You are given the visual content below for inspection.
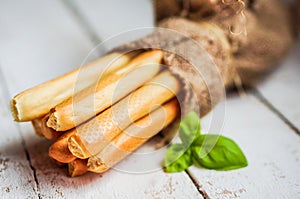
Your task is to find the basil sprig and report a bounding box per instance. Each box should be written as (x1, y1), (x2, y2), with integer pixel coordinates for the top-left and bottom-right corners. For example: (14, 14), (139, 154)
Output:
(164, 112), (248, 172)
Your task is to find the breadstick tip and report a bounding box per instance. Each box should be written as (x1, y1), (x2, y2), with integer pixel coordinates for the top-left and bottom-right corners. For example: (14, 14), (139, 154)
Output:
(68, 134), (91, 159)
(10, 98), (20, 121)
(87, 156), (108, 173)
(68, 159), (88, 177)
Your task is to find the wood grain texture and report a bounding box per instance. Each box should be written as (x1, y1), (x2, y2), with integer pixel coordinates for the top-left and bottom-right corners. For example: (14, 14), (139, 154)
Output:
(0, 69), (37, 198)
(22, 126), (202, 198)
(255, 41), (300, 131)
(187, 94), (300, 199)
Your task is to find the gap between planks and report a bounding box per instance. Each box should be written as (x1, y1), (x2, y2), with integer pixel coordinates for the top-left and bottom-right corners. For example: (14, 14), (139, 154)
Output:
(0, 65), (41, 198)
(182, 87), (300, 199)
(61, 0), (105, 56)
(185, 170), (211, 199)
(250, 87), (300, 136)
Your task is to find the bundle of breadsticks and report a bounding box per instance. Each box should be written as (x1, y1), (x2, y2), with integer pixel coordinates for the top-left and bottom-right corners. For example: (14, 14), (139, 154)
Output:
(11, 0), (298, 177)
(12, 50), (183, 176)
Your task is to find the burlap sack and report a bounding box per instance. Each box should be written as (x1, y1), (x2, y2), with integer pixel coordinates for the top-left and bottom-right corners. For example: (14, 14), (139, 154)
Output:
(113, 0), (294, 120)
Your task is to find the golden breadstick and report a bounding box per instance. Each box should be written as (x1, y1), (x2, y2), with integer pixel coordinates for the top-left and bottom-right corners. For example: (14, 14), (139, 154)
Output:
(49, 131), (77, 163)
(68, 71), (181, 159)
(41, 115), (62, 140)
(31, 118), (44, 137)
(47, 50), (163, 131)
(32, 115), (62, 140)
(11, 52), (137, 122)
(88, 99), (179, 173)
(68, 159), (88, 177)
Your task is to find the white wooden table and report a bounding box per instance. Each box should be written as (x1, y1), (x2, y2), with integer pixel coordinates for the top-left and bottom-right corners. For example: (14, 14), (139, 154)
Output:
(0, 1), (299, 198)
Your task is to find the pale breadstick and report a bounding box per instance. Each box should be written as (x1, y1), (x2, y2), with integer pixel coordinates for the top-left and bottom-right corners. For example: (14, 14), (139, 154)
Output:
(11, 52), (137, 122)
(88, 99), (179, 173)
(48, 131), (76, 163)
(68, 159), (88, 177)
(47, 50), (163, 131)
(68, 71), (181, 159)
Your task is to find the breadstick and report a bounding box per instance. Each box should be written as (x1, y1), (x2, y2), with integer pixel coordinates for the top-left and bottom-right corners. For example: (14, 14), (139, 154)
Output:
(47, 50), (163, 131)
(88, 99), (179, 173)
(11, 52), (137, 122)
(41, 115), (62, 140)
(68, 71), (181, 159)
(49, 131), (76, 163)
(31, 118), (44, 137)
(68, 159), (88, 177)
(32, 115), (62, 140)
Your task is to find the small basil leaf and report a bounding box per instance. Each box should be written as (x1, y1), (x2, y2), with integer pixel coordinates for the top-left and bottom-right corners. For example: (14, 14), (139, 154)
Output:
(192, 135), (248, 171)
(164, 144), (192, 173)
(179, 111), (201, 147)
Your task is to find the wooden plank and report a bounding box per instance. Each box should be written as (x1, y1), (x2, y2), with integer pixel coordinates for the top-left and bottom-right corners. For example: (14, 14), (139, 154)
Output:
(0, 0), (95, 96)
(70, 0), (154, 49)
(255, 41), (300, 131)
(187, 93), (300, 198)
(20, 123), (202, 198)
(0, 67), (37, 198)
(0, 0), (202, 198)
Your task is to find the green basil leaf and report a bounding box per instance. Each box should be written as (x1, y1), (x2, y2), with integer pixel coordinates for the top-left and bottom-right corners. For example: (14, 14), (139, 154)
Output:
(192, 135), (248, 171)
(164, 144), (192, 173)
(179, 111), (201, 147)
